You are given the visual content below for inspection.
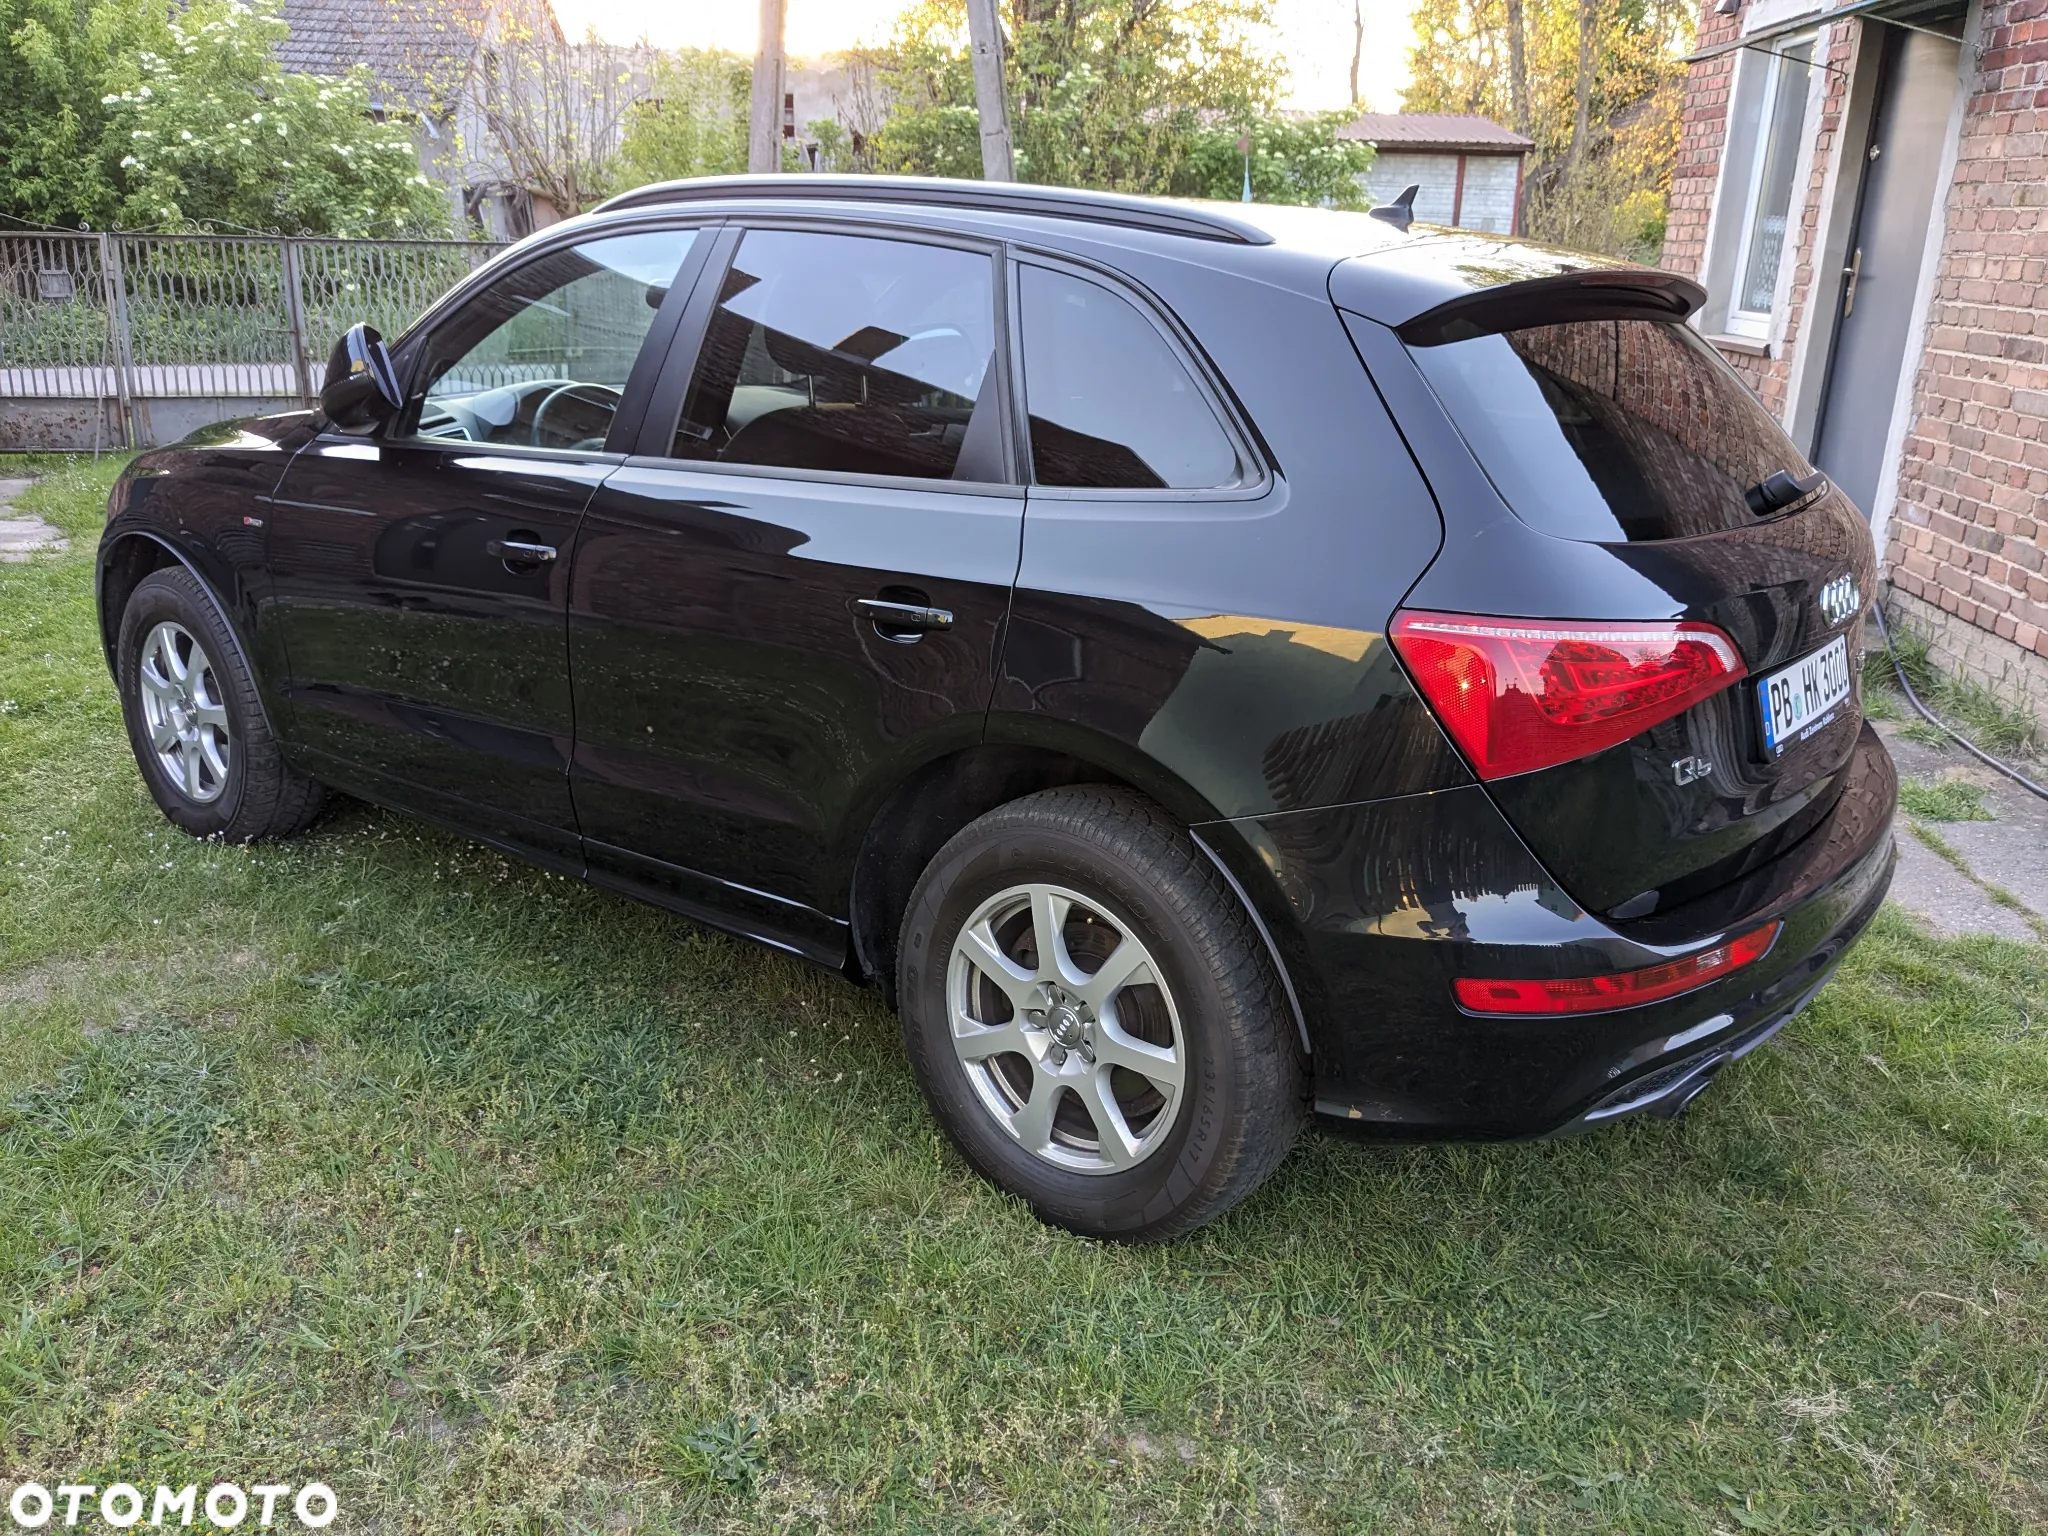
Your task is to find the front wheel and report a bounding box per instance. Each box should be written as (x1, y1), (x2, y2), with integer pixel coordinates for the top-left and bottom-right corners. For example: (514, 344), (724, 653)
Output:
(116, 565), (324, 843)
(897, 786), (1304, 1241)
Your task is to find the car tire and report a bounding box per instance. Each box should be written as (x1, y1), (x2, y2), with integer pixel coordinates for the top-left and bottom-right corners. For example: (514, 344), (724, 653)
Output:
(116, 565), (324, 843)
(898, 785), (1304, 1241)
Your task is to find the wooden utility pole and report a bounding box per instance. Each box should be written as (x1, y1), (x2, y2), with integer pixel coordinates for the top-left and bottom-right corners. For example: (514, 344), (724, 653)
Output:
(748, 0), (786, 174)
(965, 0), (1016, 181)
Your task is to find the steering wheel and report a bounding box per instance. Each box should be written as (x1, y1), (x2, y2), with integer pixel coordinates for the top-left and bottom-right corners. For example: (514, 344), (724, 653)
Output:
(531, 382), (623, 451)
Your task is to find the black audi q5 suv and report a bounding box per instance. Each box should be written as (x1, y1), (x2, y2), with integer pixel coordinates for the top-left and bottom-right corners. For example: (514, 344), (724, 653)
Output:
(98, 175), (1896, 1239)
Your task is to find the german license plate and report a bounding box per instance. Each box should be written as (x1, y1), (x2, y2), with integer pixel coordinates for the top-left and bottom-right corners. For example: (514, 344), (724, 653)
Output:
(1757, 634), (1851, 754)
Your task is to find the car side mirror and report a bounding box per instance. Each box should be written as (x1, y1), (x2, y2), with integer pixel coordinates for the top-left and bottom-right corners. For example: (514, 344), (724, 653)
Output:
(319, 323), (403, 428)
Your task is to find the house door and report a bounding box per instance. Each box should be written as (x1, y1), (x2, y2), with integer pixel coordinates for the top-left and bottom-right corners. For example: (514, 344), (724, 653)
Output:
(1812, 24), (1962, 518)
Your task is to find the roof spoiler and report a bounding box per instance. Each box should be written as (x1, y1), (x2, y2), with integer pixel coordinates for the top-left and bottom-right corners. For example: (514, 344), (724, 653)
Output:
(1396, 268), (1707, 347)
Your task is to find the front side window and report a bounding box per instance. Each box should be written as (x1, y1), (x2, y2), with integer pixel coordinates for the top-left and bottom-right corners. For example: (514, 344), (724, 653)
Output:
(670, 229), (998, 481)
(1408, 317), (1816, 542)
(1728, 38), (1815, 336)
(414, 228), (697, 450)
(1018, 264), (1243, 490)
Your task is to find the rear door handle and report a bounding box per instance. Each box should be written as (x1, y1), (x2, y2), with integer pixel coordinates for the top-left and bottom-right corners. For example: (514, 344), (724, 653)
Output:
(855, 597), (953, 634)
(485, 538), (558, 564)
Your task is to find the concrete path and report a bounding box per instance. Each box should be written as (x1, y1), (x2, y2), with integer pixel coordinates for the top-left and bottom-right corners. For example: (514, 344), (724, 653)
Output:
(0, 476), (67, 563)
(1878, 717), (2048, 942)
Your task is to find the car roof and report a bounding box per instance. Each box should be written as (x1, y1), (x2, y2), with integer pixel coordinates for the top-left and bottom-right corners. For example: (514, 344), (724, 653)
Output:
(500, 175), (1688, 332)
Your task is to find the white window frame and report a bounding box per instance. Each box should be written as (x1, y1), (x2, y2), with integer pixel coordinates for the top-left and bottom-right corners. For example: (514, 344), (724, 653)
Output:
(1723, 33), (1819, 341)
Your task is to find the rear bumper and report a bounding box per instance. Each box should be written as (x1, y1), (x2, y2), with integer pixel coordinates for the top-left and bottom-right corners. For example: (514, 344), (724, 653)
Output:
(1544, 966), (1836, 1135)
(1215, 721), (1896, 1137)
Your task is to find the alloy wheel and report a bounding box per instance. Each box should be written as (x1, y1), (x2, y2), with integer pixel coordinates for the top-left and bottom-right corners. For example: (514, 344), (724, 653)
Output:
(947, 882), (1186, 1175)
(137, 620), (231, 804)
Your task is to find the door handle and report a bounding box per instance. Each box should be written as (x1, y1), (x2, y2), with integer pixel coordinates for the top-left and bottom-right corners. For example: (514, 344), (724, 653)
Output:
(855, 596), (953, 638)
(485, 538), (557, 564)
(1842, 247), (1863, 317)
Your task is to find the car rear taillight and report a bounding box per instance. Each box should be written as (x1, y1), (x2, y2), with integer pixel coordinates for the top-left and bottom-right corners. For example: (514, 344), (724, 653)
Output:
(1389, 611), (1747, 780)
(1453, 921), (1781, 1016)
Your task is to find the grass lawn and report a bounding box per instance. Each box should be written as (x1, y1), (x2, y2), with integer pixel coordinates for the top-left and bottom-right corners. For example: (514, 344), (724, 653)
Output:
(3, 452), (2046, 1534)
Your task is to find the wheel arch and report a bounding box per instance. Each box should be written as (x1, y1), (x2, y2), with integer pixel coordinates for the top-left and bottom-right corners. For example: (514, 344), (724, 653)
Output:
(98, 530), (181, 667)
(841, 727), (1317, 1058)
(97, 531), (281, 740)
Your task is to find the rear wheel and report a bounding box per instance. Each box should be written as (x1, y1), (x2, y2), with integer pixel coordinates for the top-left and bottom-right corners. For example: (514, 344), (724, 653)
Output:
(897, 786), (1304, 1240)
(116, 566), (323, 843)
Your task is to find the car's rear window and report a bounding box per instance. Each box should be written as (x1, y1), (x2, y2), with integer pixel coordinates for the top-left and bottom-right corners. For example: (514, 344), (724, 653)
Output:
(1406, 317), (1812, 542)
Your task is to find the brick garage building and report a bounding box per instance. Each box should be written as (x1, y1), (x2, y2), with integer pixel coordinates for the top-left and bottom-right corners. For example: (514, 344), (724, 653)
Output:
(1665, 0), (2048, 720)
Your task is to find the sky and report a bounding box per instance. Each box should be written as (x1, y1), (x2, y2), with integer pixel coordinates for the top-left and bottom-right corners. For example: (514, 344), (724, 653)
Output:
(547, 0), (1422, 115)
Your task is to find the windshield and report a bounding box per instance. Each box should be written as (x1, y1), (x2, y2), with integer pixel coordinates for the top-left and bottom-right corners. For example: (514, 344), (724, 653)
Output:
(1407, 317), (1814, 542)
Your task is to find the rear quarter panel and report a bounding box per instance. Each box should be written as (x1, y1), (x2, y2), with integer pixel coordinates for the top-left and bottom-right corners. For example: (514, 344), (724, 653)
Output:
(988, 237), (1468, 823)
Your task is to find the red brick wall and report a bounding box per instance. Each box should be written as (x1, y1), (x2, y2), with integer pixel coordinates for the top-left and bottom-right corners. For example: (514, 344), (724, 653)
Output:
(1664, 7), (1742, 283)
(1885, 0), (2048, 669)
(1663, 10), (1857, 418)
(1667, 0), (2048, 714)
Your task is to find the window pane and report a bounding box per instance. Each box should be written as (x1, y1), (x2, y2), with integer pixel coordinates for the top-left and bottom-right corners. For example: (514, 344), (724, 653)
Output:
(1408, 318), (1814, 542)
(418, 229), (695, 449)
(1737, 43), (1813, 315)
(1019, 265), (1241, 489)
(670, 230), (996, 480)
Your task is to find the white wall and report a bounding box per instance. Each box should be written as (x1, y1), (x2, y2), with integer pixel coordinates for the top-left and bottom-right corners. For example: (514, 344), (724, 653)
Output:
(1366, 152), (1461, 223)
(1362, 151), (1521, 233)
(1458, 155), (1519, 234)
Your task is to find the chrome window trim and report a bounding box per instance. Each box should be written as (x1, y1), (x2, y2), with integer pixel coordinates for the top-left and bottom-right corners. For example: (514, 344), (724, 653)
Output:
(615, 453), (1024, 500)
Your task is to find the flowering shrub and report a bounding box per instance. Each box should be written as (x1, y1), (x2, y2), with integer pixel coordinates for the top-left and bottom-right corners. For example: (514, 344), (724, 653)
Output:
(101, 0), (447, 236)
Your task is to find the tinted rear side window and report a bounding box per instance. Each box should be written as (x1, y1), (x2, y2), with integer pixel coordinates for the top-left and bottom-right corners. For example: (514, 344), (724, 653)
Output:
(671, 229), (997, 480)
(1018, 264), (1242, 490)
(1406, 318), (1811, 541)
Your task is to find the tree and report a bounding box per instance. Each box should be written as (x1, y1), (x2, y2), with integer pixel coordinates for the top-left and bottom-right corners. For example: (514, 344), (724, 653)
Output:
(0, 0), (161, 227)
(805, 116), (850, 172)
(861, 0), (1373, 206)
(430, 14), (656, 224)
(1402, 0), (1692, 258)
(2, 0), (450, 234)
(1505, 0), (1529, 133)
(602, 50), (752, 192)
(102, 0), (448, 235)
(1350, 0), (1364, 107)
(870, 0), (1286, 196)
(1177, 114), (1373, 208)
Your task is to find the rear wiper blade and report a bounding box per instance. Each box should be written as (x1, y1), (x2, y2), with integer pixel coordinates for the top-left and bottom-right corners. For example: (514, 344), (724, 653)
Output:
(1744, 469), (1828, 517)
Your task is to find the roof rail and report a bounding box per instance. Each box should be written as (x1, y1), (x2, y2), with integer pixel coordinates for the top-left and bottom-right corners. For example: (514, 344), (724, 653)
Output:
(589, 174), (1276, 246)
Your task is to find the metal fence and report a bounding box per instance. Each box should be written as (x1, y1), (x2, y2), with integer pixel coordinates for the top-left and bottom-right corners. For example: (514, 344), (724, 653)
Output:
(1, 231), (507, 448)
